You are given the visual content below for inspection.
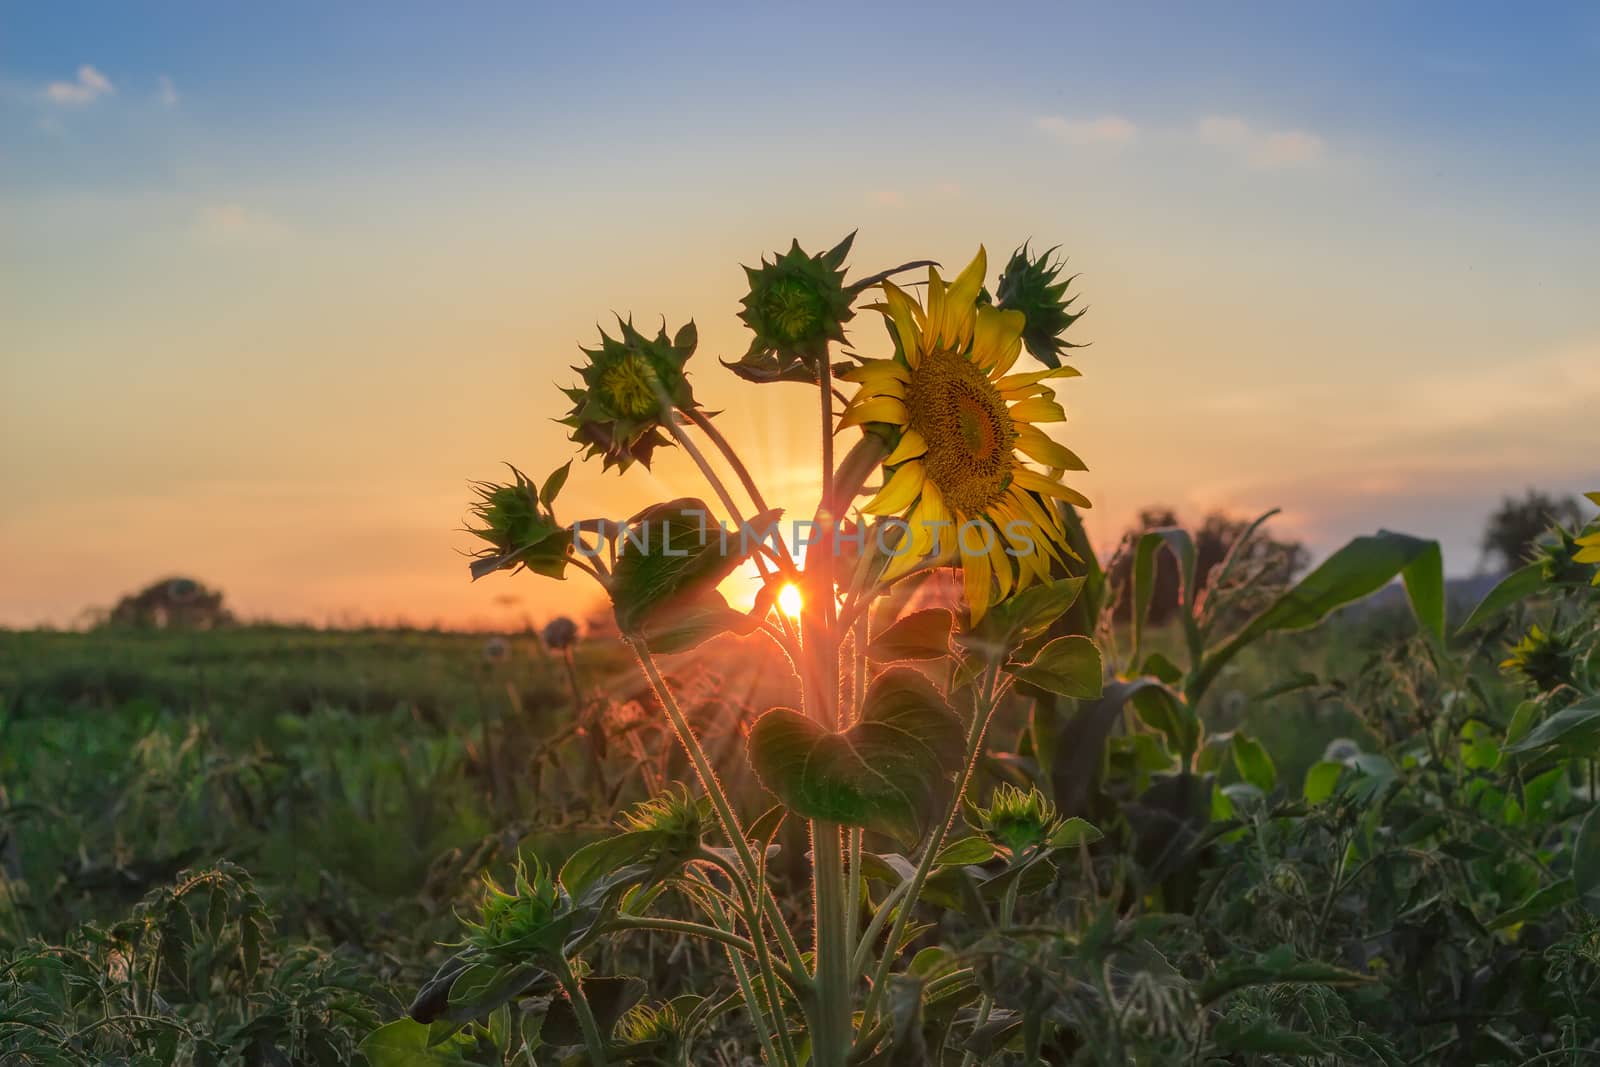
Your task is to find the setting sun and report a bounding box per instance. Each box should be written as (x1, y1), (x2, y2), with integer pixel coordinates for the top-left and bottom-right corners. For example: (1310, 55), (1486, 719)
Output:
(777, 582), (804, 619)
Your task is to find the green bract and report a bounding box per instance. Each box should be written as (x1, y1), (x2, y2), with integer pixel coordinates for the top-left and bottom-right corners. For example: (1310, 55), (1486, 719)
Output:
(965, 783), (1061, 857)
(463, 859), (572, 963)
(995, 243), (1086, 369)
(465, 463), (572, 580)
(730, 232), (856, 383)
(562, 318), (699, 472)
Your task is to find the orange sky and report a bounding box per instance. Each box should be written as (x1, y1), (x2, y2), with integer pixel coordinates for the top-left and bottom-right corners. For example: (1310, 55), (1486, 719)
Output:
(4, 7), (1598, 629)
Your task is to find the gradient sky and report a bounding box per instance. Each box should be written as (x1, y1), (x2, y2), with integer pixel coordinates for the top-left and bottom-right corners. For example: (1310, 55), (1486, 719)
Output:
(3, 3), (1598, 629)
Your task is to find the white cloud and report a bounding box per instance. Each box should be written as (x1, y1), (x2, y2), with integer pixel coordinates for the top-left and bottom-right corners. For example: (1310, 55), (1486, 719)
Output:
(46, 65), (115, 105)
(192, 204), (292, 247)
(870, 189), (906, 208)
(1195, 114), (1325, 168)
(1035, 114), (1139, 147)
(158, 75), (179, 108)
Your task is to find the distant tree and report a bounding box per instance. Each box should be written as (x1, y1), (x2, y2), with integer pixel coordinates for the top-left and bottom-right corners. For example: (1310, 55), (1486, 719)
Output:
(1480, 490), (1584, 573)
(106, 577), (233, 630)
(1110, 508), (1307, 625)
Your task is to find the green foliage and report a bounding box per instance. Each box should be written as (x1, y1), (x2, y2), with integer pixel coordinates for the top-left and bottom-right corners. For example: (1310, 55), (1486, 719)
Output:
(748, 669), (965, 843)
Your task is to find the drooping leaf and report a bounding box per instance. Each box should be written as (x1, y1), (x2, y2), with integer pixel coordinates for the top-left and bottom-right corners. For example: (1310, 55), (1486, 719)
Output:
(1458, 561), (1544, 633)
(1133, 527), (1197, 660)
(1502, 699), (1600, 761)
(610, 499), (779, 634)
(1235, 530), (1443, 643)
(868, 608), (955, 663)
(638, 590), (762, 654)
(747, 668), (965, 844)
(559, 830), (660, 902)
(1007, 635), (1103, 699)
(1131, 684), (1198, 763)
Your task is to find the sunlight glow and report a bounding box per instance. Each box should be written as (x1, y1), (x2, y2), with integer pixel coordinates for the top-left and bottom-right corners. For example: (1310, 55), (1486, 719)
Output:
(778, 583), (804, 619)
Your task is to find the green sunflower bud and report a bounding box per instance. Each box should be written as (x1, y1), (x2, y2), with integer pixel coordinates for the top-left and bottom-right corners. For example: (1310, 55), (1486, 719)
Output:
(466, 463), (573, 580)
(464, 858), (573, 963)
(965, 783), (1061, 858)
(730, 232), (857, 383)
(995, 243), (1086, 369)
(619, 785), (709, 859)
(562, 317), (699, 472)
(1501, 623), (1577, 692)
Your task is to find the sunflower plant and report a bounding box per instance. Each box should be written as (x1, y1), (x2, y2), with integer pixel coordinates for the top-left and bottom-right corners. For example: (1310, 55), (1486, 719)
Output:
(364, 235), (1111, 1065)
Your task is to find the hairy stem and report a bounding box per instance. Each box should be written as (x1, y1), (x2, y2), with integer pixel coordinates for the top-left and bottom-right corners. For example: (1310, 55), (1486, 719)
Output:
(553, 955), (609, 1067)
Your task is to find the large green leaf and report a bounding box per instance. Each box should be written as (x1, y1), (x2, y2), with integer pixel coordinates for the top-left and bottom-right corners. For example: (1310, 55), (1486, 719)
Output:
(1573, 804), (1600, 916)
(1502, 699), (1600, 761)
(610, 498), (779, 634)
(961, 576), (1084, 660)
(1006, 635), (1103, 699)
(1193, 530), (1442, 700)
(1230, 733), (1277, 793)
(1240, 530), (1442, 641)
(868, 608), (955, 663)
(360, 1020), (478, 1065)
(1458, 561), (1544, 633)
(1132, 527), (1196, 660)
(638, 591), (761, 654)
(747, 668), (965, 843)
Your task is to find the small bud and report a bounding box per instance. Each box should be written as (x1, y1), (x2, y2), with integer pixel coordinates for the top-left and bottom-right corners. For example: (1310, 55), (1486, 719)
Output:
(562, 318), (699, 473)
(542, 615), (580, 650)
(466, 465), (572, 581)
(730, 233), (857, 383)
(994, 243), (1087, 369)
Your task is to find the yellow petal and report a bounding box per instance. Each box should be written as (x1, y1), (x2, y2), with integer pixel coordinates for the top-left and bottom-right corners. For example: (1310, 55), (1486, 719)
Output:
(985, 524), (1014, 601)
(862, 460), (925, 515)
(855, 376), (907, 401)
(880, 482), (945, 582)
(840, 359), (910, 384)
(880, 281), (926, 367)
(1015, 425), (1088, 471)
(1013, 469), (1092, 508)
(936, 247), (987, 349)
(995, 366), (1081, 392)
(972, 305), (1026, 370)
(1008, 397), (1067, 424)
(962, 533), (993, 623)
(838, 395), (908, 429)
(1585, 491), (1600, 506)
(884, 429), (928, 466)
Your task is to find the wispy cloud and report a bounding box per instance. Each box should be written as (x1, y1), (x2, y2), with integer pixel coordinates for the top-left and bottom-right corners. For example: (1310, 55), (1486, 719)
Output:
(870, 189), (906, 208)
(192, 204), (292, 247)
(1035, 114), (1139, 148)
(1195, 115), (1325, 168)
(157, 75), (180, 108)
(46, 65), (115, 105)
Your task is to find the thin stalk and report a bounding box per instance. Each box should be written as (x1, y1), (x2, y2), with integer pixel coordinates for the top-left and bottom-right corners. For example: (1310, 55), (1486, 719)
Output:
(809, 357), (853, 1067)
(960, 872), (1023, 1067)
(857, 666), (1002, 1035)
(552, 955), (609, 1067)
(694, 847), (809, 1005)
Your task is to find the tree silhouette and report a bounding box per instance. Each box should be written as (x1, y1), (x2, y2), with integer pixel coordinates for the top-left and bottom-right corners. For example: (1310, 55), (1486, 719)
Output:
(1480, 490), (1584, 573)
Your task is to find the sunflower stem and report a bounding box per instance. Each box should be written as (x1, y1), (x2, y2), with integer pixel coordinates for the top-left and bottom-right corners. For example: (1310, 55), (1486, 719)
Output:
(808, 356), (854, 1067)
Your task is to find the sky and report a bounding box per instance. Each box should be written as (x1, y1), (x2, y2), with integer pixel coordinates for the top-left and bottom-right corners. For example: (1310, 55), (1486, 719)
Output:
(3, 2), (1598, 629)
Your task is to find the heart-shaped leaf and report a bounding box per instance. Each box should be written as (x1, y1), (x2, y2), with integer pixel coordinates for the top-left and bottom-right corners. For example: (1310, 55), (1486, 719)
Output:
(610, 498), (780, 634)
(1007, 635), (1102, 699)
(869, 608), (955, 663)
(747, 668), (965, 844)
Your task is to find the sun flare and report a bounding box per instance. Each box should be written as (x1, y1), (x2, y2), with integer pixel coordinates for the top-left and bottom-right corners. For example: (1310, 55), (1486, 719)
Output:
(777, 582), (804, 618)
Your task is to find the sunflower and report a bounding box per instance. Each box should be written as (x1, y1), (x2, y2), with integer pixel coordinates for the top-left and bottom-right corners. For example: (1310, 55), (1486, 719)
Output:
(1578, 491), (1600, 586)
(839, 247), (1089, 621)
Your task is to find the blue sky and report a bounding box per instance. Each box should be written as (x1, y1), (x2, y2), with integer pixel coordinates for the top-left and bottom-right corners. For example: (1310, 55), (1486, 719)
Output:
(3, 3), (1597, 626)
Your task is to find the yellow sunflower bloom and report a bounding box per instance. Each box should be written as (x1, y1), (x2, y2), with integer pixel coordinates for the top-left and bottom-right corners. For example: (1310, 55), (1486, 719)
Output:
(1577, 491), (1600, 585)
(839, 247), (1089, 621)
